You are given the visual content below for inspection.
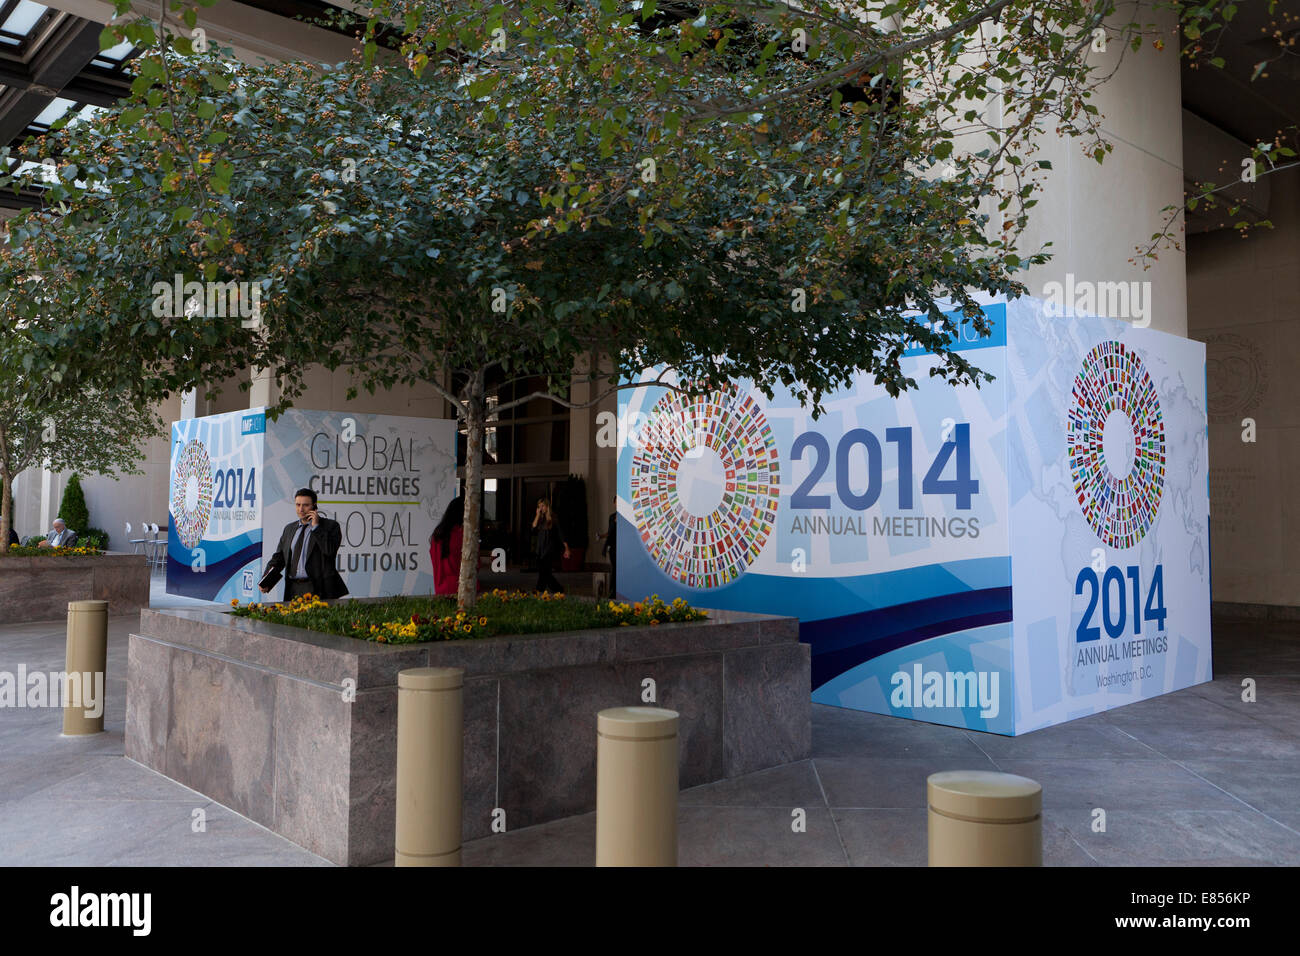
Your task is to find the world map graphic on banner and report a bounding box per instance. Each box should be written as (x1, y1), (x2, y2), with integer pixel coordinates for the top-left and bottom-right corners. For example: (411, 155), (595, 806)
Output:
(1066, 342), (1167, 550)
(629, 384), (780, 589)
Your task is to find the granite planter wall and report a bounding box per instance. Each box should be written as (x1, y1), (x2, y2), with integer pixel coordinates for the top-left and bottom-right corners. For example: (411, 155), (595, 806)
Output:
(0, 553), (150, 622)
(126, 605), (810, 866)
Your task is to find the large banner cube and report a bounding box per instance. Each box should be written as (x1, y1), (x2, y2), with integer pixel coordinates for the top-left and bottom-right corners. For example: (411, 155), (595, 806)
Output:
(167, 409), (456, 603)
(617, 297), (1210, 735)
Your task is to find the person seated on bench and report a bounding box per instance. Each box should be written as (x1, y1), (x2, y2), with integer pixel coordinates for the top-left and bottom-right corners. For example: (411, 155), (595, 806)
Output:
(39, 518), (78, 549)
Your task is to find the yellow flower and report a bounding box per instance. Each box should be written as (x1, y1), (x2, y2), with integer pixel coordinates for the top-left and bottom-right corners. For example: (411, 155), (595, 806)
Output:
(463, 624), (472, 632)
(479, 617), (487, 625)
(230, 599), (239, 607)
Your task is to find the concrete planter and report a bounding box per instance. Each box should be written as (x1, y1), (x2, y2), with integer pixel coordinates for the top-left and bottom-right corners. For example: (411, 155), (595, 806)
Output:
(0, 552), (149, 622)
(126, 604), (810, 866)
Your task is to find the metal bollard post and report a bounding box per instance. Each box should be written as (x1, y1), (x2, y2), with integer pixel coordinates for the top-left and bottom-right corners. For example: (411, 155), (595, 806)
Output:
(927, 770), (1042, 866)
(62, 600), (108, 736)
(395, 667), (464, 867)
(596, 706), (679, 867)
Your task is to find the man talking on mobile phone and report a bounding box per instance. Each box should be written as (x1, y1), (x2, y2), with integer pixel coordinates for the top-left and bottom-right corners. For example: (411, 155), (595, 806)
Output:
(260, 488), (349, 601)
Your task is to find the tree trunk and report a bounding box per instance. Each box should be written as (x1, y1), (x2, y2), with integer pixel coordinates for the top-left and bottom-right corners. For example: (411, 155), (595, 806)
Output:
(0, 425), (11, 555)
(457, 370), (486, 610)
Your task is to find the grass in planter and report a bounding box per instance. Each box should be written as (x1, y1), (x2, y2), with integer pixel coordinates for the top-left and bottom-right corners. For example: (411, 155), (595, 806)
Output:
(229, 589), (707, 644)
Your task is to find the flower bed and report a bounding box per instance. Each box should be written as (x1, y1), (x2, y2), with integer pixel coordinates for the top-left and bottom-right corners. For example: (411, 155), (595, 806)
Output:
(1, 545), (104, 558)
(228, 590), (707, 644)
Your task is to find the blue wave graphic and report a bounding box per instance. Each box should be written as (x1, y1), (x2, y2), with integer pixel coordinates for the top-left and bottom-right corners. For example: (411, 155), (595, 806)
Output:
(617, 514), (1007, 618)
(166, 515), (265, 600)
(617, 514), (1012, 686)
(166, 543), (265, 600)
(804, 587), (1012, 689)
(166, 517), (262, 566)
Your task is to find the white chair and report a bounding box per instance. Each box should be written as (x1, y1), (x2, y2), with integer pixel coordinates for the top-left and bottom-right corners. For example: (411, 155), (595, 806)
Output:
(126, 522), (150, 555)
(147, 523), (166, 573)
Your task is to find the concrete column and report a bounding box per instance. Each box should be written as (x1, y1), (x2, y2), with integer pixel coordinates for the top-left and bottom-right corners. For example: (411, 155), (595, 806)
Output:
(394, 667), (464, 867)
(249, 367), (279, 409)
(927, 770), (1042, 866)
(596, 706), (679, 866)
(62, 600), (108, 736)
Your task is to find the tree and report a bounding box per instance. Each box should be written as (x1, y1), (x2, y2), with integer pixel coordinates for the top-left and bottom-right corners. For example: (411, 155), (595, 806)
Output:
(57, 473), (91, 537)
(1, 35), (1023, 606)
(5, 0), (1256, 602)
(0, 332), (165, 553)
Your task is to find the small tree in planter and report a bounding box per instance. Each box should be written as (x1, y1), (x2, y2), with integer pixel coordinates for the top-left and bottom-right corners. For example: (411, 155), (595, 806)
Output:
(57, 473), (90, 537)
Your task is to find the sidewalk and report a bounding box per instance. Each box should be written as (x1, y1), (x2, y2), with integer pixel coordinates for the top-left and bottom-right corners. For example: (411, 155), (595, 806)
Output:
(2, 595), (1298, 866)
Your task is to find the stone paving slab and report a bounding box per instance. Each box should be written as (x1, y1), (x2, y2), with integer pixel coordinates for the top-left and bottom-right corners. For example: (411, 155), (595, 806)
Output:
(2, 607), (1298, 866)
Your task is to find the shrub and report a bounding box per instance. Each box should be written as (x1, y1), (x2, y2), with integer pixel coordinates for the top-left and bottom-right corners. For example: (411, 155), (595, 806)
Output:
(57, 473), (90, 535)
(81, 527), (111, 550)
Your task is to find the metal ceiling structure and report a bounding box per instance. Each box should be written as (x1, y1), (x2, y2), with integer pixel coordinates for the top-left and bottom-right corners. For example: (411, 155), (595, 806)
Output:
(0, 0), (134, 210)
(0, 0), (366, 213)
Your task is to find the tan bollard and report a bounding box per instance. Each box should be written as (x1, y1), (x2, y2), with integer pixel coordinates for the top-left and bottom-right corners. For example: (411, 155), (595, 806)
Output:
(395, 667), (464, 867)
(596, 706), (679, 867)
(927, 770), (1042, 866)
(62, 600), (108, 736)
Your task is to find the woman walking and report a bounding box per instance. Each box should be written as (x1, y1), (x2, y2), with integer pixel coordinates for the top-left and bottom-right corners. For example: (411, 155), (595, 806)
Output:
(532, 498), (569, 594)
(430, 496), (471, 597)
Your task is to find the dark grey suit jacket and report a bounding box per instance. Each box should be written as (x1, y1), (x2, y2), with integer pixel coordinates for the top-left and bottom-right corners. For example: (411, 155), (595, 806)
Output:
(264, 516), (348, 600)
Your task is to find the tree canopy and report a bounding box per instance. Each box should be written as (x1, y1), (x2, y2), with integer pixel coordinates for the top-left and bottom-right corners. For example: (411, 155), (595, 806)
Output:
(0, 38), (1025, 598)
(0, 0), (1269, 594)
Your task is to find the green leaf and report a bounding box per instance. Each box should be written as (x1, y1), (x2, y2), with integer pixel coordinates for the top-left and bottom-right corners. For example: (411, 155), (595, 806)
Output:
(466, 74), (501, 99)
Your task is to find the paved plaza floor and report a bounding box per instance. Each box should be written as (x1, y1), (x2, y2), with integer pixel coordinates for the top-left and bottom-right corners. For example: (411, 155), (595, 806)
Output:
(2, 579), (1298, 866)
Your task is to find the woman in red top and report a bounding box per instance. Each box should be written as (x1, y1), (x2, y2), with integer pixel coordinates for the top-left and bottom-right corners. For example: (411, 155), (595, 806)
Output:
(430, 496), (468, 596)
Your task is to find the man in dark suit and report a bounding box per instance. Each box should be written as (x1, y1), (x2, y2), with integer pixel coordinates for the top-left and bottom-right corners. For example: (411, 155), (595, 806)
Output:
(260, 488), (348, 601)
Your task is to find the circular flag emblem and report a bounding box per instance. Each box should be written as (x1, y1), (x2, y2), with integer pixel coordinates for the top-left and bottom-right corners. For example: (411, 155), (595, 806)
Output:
(630, 384), (780, 588)
(170, 439), (214, 550)
(1067, 342), (1166, 549)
